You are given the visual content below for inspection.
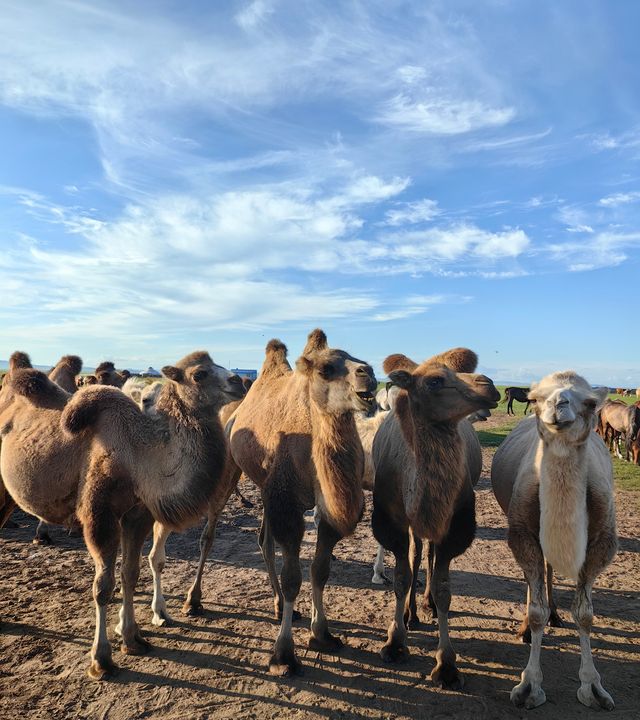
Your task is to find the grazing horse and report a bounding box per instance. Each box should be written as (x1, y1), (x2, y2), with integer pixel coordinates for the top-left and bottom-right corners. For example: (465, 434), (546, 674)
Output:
(503, 386), (531, 415)
(599, 400), (640, 461)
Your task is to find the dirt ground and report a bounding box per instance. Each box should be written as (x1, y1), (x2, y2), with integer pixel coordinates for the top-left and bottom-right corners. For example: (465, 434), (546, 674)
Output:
(1, 425), (639, 719)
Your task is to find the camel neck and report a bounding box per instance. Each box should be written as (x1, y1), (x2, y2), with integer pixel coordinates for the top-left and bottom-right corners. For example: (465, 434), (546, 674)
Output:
(402, 408), (466, 542)
(310, 406), (364, 537)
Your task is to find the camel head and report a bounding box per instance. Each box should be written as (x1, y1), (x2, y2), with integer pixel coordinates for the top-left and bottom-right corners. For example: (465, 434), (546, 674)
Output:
(383, 347), (500, 424)
(161, 351), (245, 411)
(295, 329), (377, 415)
(95, 361), (129, 388)
(529, 371), (608, 443)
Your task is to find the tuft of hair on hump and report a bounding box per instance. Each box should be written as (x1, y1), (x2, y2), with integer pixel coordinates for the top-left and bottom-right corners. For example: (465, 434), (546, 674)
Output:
(303, 328), (328, 355)
(9, 351), (32, 371)
(11, 369), (50, 398)
(59, 355), (83, 375)
(262, 338), (291, 376)
(175, 350), (212, 370)
(426, 347), (477, 373)
(95, 361), (115, 374)
(383, 353), (418, 375)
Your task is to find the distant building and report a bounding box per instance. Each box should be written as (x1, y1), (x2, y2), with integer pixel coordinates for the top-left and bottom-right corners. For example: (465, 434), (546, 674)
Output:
(231, 368), (257, 381)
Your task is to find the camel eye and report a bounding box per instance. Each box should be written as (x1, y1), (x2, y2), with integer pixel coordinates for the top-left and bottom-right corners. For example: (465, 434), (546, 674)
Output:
(427, 377), (443, 390)
(193, 369), (208, 383)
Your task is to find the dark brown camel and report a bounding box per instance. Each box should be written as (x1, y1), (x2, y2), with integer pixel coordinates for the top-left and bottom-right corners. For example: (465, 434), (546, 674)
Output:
(371, 348), (499, 689)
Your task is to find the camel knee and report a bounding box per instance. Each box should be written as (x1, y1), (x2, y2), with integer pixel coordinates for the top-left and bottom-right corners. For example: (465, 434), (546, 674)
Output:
(572, 592), (593, 633)
(94, 569), (116, 607)
(528, 601), (549, 633)
(431, 578), (451, 612)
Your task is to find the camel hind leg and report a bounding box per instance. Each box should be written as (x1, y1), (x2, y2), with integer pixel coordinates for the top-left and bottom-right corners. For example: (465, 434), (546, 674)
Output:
(116, 505), (154, 655)
(183, 517), (218, 615)
(309, 518), (343, 652)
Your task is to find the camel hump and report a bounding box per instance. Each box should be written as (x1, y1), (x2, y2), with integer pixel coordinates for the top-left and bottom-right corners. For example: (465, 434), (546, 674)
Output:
(94, 361), (116, 373)
(261, 338), (291, 377)
(57, 355), (83, 375)
(303, 328), (328, 355)
(383, 353), (418, 374)
(62, 385), (139, 435)
(9, 368), (70, 409)
(9, 351), (32, 371)
(426, 348), (478, 373)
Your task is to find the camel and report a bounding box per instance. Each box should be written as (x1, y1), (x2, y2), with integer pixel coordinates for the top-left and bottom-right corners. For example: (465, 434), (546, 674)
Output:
(0, 351), (244, 679)
(228, 329), (376, 676)
(371, 348), (499, 690)
(491, 372), (616, 710)
(95, 361), (130, 388)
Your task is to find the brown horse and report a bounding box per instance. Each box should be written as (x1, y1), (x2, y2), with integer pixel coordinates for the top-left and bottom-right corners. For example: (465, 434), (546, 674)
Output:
(598, 400), (640, 461)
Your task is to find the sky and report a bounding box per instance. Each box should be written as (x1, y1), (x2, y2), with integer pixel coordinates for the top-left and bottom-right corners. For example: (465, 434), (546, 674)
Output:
(0, 0), (639, 385)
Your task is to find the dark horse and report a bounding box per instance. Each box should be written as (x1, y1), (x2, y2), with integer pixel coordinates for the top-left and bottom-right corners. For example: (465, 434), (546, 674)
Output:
(503, 386), (531, 415)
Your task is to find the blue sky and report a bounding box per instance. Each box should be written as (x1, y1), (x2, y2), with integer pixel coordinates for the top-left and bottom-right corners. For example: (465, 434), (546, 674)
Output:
(1, 0), (639, 385)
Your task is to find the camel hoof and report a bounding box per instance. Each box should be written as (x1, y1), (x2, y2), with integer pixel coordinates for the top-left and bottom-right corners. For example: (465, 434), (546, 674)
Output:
(268, 652), (303, 677)
(405, 616), (423, 631)
(183, 601), (204, 616)
(308, 633), (344, 653)
(371, 573), (392, 586)
(121, 634), (152, 656)
(381, 642), (409, 664)
(32, 534), (53, 546)
(577, 683), (615, 711)
(548, 609), (564, 628)
(431, 662), (464, 691)
(511, 681), (546, 709)
(87, 658), (118, 681)
(151, 611), (173, 627)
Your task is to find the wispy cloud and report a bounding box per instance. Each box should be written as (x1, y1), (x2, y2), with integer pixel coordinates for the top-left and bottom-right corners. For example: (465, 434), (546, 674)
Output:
(383, 199), (440, 226)
(599, 191), (640, 207)
(546, 231), (640, 272)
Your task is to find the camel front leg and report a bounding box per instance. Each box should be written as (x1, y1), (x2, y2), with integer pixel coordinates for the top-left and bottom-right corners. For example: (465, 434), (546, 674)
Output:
(183, 518), (217, 615)
(269, 535), (303, 676)
(430, 547), (464, 690)
(380, 536), (411, 664)
(404, 529), (423, 629)
(116, 505), (154, 655)
(422, 540), (437, 618)
(573, 582), (614, 710)
(309, 519), (343, 652)
(148, 522), (173, 626)
(510, 569), (548, 709)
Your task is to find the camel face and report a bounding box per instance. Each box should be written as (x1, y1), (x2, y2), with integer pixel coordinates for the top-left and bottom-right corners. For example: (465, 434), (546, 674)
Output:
(388, 365), (500, 424)
(297, 348), (377, 415)
(162, 351), (245, 410)
(529, 372), (607, 442)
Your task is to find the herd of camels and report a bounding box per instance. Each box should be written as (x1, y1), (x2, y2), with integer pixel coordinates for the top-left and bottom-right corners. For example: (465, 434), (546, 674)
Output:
(0, 330), (623, 711)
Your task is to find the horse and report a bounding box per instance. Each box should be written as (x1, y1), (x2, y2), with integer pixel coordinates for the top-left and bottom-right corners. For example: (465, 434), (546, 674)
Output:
(503, 386), (531, 415)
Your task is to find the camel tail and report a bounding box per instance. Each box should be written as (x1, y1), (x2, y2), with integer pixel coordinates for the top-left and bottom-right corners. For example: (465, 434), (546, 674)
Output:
(9, 368), (70, 409)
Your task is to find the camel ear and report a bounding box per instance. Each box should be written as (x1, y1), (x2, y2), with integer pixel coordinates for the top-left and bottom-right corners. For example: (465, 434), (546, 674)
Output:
(589, 387), (609, 411)
(295, 355), (313, 375)
(303, 328), (328, 355)
(388, 370), (414, 390)
(162, 365), (184, 383)
(383, 354), (418, 375)
(428, 348), (477, 373)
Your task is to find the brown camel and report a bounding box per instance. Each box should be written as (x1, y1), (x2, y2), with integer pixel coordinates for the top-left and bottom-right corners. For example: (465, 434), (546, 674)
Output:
(371, 348), (499, 690)
(228, 329), (376, 676)
(491, 372), (616, 710)
(95, 361), (130, 388)
(0, 351), (244, 679)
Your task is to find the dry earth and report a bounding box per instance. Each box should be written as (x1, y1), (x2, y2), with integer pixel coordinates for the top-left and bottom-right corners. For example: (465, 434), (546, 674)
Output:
(1, 423), (639, 719)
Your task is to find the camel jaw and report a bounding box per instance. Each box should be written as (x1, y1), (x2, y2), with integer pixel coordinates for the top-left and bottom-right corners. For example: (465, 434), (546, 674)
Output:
(355, 390), (376, 413)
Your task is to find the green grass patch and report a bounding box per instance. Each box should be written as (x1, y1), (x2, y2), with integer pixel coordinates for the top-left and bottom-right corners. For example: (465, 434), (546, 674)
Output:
(611, 456), (640, 492)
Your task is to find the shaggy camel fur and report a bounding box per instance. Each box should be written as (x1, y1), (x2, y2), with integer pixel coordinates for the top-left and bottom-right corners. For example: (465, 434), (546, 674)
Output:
(0, 351), (244, 679)
(491, 372), (616, 710)
(371, 348), (499, 690)
(229, 329), (376, 676)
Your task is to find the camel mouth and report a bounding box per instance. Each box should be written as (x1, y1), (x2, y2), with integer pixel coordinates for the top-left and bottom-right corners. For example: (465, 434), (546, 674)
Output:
(356, 390), (376, 411)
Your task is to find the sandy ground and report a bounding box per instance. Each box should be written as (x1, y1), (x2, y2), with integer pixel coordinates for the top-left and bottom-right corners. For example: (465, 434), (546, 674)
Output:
(1, 426), (639, 720)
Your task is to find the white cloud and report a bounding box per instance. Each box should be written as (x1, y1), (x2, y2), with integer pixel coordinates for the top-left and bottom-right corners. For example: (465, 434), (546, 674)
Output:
(546, 231), (640, 272)
(598, 191), (640, 207)
(375, 94), (515, 135)
(383, 199), (441, 226)
(235, 0), (275, 30)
